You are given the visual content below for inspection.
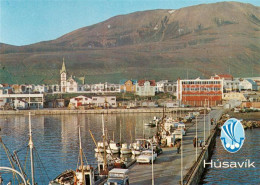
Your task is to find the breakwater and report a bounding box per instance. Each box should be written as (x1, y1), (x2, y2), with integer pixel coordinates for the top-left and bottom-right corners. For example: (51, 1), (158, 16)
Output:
(0, 107), (203, 115)
(183, 124), (219, 185)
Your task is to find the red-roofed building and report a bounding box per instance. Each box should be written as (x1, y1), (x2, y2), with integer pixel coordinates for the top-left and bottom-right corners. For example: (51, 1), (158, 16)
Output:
(136, 80), (156, 96)
(212, 74), (233, 81)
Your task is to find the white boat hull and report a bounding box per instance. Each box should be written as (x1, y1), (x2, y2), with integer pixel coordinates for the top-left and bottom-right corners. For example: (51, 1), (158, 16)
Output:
(95, 148), (104, 153)
(106, 149), (119, 154)
(132, 150), (141, 155)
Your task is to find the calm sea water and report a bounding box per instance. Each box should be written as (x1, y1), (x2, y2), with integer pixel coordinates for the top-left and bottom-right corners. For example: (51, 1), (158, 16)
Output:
(0, 113), (160, 184)
(201, 128), (260, 185)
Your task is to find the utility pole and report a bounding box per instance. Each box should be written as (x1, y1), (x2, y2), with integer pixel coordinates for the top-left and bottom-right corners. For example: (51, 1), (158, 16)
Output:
(196, 116), (198, 160)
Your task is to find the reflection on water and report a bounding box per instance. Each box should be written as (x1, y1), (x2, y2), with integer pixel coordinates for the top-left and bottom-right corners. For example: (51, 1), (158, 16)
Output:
(201, 129), (260, 185)
(0, 113), (161, 184)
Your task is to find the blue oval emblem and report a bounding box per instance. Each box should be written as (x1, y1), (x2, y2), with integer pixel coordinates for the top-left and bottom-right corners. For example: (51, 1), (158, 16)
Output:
(220, 118), (245, 153)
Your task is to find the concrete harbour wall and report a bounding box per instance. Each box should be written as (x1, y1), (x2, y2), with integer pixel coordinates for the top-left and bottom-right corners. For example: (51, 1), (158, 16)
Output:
(184, 126), (219, 185)
(0, 107), (203, 115)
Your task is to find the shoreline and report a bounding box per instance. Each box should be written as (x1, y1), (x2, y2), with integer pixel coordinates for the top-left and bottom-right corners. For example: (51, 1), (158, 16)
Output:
(0, 107), (203, 115)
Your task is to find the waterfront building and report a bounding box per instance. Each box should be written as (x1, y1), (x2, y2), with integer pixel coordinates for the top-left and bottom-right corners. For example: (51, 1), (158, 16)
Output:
(136, 80), (156, 97)
(177, 77), (224, 107)
(92, 96), (117, 108)
(120, 79), (137, 93)
(13, 99), (29, 109)
(69, 95), (92, 107)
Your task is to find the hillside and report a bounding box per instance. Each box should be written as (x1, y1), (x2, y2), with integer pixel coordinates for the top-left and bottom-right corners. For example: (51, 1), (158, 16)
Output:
(0, 1), (260, 84)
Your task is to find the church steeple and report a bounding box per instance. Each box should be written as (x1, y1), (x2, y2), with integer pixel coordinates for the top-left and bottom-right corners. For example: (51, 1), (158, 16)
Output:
(60, 58), (67, 93)
(60, 58), (66, 74)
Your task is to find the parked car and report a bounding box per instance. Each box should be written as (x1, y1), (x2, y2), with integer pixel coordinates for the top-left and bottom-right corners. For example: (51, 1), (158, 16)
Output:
(105, 168), (129, 185)
(136, 150), (157, 164)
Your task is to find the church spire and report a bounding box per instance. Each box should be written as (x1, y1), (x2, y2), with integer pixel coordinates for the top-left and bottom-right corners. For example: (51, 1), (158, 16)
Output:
(60, 58), (66, 74)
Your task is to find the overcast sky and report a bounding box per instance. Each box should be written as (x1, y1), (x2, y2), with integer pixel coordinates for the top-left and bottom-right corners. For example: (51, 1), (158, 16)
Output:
(0, 0), (259, 46)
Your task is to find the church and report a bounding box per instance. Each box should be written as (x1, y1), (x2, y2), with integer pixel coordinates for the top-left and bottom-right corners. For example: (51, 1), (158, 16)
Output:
(60, 59), (78, 93)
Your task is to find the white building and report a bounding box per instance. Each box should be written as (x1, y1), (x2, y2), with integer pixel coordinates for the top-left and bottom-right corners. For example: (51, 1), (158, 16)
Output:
(13, 99), (29, 110)
(69, 95), (92, 107)
(91, 83), (105, 93)
(156, 80), (168, 93)
(136, 80), (156, 97)
(223, 80), (240, 92)
(34, 85), (47, 93)
(92, 96), (117, 108)
(66, 76), (78, 93)
(239, 79), (257, 91)
(104, 82), (120, 93)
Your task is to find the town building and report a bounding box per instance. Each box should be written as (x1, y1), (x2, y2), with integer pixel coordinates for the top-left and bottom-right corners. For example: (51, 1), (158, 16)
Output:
(238, 79), (258, 91)
(120, 80), (137, 93)
(136, 80), (156, 97)
(92, 96), (117, 108)
(156, 80), (168, 93)
(104, 82), (120, 93)
(66, 75), (78, 93)
(163, 81), (177, 95)
(69, 95), (92, 107)
(177, 77), (224, 107)
(13, 99), (29, 110)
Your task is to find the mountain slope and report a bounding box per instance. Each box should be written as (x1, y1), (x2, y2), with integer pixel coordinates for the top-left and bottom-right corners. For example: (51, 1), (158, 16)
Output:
(0, 1), (259, 84)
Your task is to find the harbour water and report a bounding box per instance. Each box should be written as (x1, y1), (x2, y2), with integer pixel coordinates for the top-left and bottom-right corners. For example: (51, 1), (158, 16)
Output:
(201, 128), (260, 184)
(0, 113), (160, 184)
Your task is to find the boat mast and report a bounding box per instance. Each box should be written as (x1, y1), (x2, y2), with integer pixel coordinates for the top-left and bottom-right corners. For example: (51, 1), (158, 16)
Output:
(79, 126), (85, 184)
(28, 112), (35, 185)
(102, 114), (108, 174)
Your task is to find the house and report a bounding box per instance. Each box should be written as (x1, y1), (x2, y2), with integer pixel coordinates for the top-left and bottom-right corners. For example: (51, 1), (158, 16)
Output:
(34, 85), (47, 93)
(92, 96), (117, 108)
(104, 82), (120, 93)
(156, 80), (168, 93)
(239, 79), (258, 91)
(11, 84), (22, 94)
(136, 80), (156, 97)
(91, 83), (105, 93)
(70, 95), (92, 107)
(163, 81), (177, 95)
(177, 77), (224, 107)
(120, 80), (137, 93)
(13, 99), (29, 110)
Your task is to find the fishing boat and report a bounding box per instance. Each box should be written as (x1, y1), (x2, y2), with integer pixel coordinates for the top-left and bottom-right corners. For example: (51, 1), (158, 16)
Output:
(120, 143), (132, 154)
(131, 140), (142, 155)
(106, 141), (120, 154)
(94, 141), (108, 153)
(50, 125), (105, 185)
